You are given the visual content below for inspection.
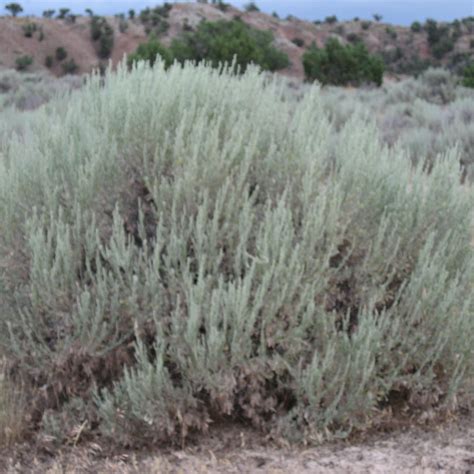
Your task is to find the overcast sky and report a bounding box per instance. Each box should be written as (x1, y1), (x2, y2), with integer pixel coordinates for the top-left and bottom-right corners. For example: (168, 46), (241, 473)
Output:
(6, 0), (474, 25)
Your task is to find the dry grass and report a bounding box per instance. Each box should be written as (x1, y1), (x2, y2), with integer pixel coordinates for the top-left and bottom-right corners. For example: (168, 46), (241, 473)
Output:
(0, 365), (27, 448)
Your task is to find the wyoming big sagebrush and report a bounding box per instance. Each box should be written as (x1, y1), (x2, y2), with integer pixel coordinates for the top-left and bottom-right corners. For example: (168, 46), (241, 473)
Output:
(0, 61), (472, 446)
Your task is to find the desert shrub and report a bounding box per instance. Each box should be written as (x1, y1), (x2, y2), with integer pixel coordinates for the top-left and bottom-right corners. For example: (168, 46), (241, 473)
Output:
(432, 36), (455, 59)
(361, 21), (371, 30)
(43, 9), (55, 18)
(127, 36), (173, 68)
(90, 16), (115, 59)
(325, 15), (337, 24)
(212, 0), (230, 11)
(347, 33), (361, 44)
(119, 18), (129, 33)
(169, 19), (289, 73)
(15, 55), (33, 71)
(244, 2), (259, 12)
(0, 60), (472, 448)
(139, 4), (172, 36)
(61, 58), (78, 75)
(55, 47), (67, 61)
(425, 19), (455, 58)
(57, 8), (70, 19)
(303, 38), (384, 86)
(5, 2), (22, 17)
(417, 67), (457, 103)
(291, 37), (305, 48)
(0, 69), (82, 111)
(319, 71), (474, 180)
(45, 55), (54, 68)
(385, 26), (397, 39)
(22, 22), (37, 38)
(462, 63), (474, 88)
(411, 21), (422, 33)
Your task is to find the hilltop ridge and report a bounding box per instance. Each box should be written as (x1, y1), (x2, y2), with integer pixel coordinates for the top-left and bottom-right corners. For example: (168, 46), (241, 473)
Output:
(0, 3), (473, 79)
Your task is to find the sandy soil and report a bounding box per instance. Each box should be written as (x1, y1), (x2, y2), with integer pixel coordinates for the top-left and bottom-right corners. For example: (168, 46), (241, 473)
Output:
(3, 413), (473, 473)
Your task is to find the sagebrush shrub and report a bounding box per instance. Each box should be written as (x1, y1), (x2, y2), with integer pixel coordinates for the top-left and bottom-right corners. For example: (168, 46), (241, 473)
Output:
(0, 61), (472, 448)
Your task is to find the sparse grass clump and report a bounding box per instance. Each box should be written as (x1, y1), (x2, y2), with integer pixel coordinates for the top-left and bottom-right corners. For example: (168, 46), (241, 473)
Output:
(0, 61), (472, 449)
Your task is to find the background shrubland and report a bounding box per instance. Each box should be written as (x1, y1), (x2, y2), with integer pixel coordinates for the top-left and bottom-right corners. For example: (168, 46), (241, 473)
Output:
(315, 68), (474, 181)
(0, 60), (472, 449)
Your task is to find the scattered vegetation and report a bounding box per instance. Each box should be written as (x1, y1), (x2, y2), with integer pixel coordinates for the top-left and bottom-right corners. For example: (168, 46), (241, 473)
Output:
(462, 63), (474, 88)
(61, 58), (78, 75)
(129, 19), (289, 74)
(139, 4), (172, 36)
(42, 9), (55, 19)
(425, 19), (455, 59)
(21, 22), (37, 38)
(90, 16), (115, 59)
(244, 2), (260, 12)
(291, 37), (305, 48)
(128, 36), (173, 68)
(303, 38), (384, 86)
(14, 55), (33, 71)
(55, 47), (68, 62)
(411, 21), (422, 33)
(4, 2), (22, 17)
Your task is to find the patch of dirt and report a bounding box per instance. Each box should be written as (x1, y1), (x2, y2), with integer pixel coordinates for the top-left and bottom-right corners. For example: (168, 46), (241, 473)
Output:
(2, 414), (473, 473)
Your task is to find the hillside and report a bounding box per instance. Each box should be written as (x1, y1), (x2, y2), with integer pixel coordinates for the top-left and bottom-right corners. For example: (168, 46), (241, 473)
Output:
(0, 2), (473, 79)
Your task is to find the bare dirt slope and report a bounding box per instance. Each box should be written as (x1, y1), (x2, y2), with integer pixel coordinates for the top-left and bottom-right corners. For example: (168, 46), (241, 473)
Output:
(1, 3), (473, 79)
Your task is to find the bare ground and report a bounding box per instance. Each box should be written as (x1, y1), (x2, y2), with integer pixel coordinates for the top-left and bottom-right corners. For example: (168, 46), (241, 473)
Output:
(2, 412), (473, 473)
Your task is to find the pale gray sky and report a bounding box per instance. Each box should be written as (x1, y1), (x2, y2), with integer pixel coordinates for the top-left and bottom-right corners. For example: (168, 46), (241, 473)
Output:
(6, 0), (474, 25)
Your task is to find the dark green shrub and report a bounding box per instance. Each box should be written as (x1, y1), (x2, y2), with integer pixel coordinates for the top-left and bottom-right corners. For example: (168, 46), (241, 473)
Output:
(169, 19), (290, 73)
(15, 55), (33, 71)
(90, 16), (115, 59)
(5, 2), (22, 16)
(373, 13), (382, 22)
(303, 38), (384, 86)
(325, 15), (338, 24)
(361, 21), (371, 30)
(291, 37), (305, 48)
(385, 26), (397, 39)
(462, 63), (474, 88)
(212, 0), (230, 11)
(470, 39), (474, 49)
(55, 47), (67, 61)
(139, 5), (171, 36)
(45, 55), (54, 68)
(43, 9), (55, 18)
(128, 9), (135, 20)
(22, 22), (37, 38)
(57, 8), (70, 19)
(127, 36), (173, 68)
(244, 2), (260, 12)
(347, 33), (361, 43)
(61, 58), (79, 75)
(411, 21), (422, 32)
(432, 37), (454, 59)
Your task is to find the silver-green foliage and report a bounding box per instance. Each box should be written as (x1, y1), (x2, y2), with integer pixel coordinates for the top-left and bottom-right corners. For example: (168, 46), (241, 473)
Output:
(0, 61), (472, 445)
(319, 69), (474, 181)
